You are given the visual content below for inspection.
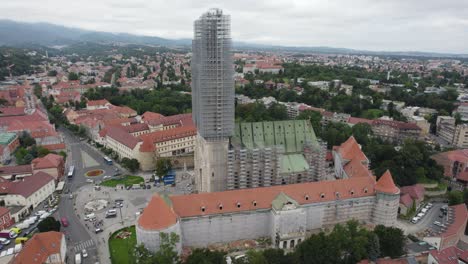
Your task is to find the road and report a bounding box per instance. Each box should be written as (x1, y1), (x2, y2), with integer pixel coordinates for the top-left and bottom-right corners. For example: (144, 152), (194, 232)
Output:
(57, 127), (121, 264)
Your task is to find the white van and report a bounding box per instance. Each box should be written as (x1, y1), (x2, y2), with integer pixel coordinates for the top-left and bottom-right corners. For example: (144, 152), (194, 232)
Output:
(75, 253), (82, 264)
(411, 217), (420, 223)
(84, 213), (96, 221)
(421, 208), (428, 213)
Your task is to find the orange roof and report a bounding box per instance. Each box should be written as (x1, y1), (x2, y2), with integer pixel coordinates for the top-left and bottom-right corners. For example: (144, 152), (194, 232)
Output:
(344, 158), (373, 178)
(139, 125), (196, 144)
(42, 143), (66, 151)
(141, 111), (165, 121)
(87, 99), (110, 106)
(138, 195), (177, 230)
(31, 153), (64, 169)
(11, 231), (63, 264)
(337, 136), (368, 162)
(168, 176), (375, 219)
(440, 204), (468, 239)
(375, 170), (399, 194)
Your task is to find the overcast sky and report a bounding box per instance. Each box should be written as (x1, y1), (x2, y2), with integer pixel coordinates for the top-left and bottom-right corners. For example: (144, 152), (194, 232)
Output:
(2, 0), (468, 53)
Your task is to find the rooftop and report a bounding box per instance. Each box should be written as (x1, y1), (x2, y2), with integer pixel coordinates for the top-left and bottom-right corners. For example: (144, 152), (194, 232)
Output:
(11, 231), (63, 264)
(0, 132), (17, 145)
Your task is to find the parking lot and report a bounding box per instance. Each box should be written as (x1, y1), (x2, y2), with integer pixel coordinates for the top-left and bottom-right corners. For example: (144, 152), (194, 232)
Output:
(72, 169), (194, 261)
(396, 202), (447, 235)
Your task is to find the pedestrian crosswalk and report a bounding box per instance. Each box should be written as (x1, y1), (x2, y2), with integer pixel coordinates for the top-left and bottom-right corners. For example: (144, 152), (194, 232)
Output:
(74, 239), (95, 252)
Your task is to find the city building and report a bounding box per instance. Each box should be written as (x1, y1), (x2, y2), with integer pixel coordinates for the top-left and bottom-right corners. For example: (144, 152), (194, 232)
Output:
(436, 116), (456, 143)
(31, 154), (65, 182)
(0, 171), (55, 221)
(136, 135), (400, 253)
(226, 120), (327, 190)
(398, 184), (425, 215)
(11, 231), (67, 264)
(424, 204), (468, 250)
(371, 119), (422, 143)
(428, 246), (468, 264)
(431, 149), (468, 184)
(0, 132), (19, 164)
(0, 207), (14, 230)
(192, 9), (235, 193)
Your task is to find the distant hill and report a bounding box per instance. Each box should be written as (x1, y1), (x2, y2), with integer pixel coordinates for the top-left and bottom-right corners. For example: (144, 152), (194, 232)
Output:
(0, 19), (467, 58)
(0, 19), (190, 47)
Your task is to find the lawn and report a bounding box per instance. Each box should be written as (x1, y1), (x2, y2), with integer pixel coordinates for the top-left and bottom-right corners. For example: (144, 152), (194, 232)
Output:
(100, 175), (144, 187)
(109, 226), (137, 264)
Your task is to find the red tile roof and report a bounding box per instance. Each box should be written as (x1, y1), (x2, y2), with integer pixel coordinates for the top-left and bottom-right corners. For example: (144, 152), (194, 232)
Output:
(0, 165), (33, 176)
(429, 246), (466, 264)
(400, 184), (425, 201)
(336, 136), (368, 162)
(399, 193), (413, 207)
(42, 143), (66, 151)
(154, 176), (376, 225)
(375, 170), (399, 194)
(372, 119), (421, 130)
(344, 158), (373, 178)
(123, 123), (149, 133)
(348, 117), (373, 125)
(1, 171), (54, 198)
(32, 154), (64, 169)
(141, 111), (164, 122)
(0, 207), (10, 216)
(106, 126), (140, 149)
(0, 107), (25, 116)
(139, 125), (196, 145)
(87, 99), (110, 107)
(138, 195), (177, 230)
(11, 231), (63, 264)
(146, 113), (193, 127)
(440, 204), (468, 239)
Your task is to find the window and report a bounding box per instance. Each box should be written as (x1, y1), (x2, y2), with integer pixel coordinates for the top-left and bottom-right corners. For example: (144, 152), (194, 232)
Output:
(282, 241), (287, 249)
(320, 193), (325, 198)
(236, 202), (241, 208)
(252, 201), (257, 207)
(305, 195), (309, 201)
(219, 204), (223, 210)
(201, 206), (205, 212)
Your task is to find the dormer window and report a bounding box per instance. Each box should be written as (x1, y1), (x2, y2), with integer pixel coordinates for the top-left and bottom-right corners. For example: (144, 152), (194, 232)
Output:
(201, 206), (206, 212)
(219, 204), (223, 210)
(335, 192), (340, 198)
(305, 195), (309, 201)
(320, 193), (325, 199)
(350, 190), (355, 195)
(364, 188), (368, 193)
(236, 202), (241, 208)
(252, 201), (257, 207)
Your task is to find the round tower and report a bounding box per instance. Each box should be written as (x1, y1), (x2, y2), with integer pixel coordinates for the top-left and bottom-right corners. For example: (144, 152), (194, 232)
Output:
(373, 170), (400, 226)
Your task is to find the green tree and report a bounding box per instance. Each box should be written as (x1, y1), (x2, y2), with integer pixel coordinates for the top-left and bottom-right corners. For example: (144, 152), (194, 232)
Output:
(47, 70), (57, 76)
(154, 232), (179, 264)
(19, 132), (35, 147)
(156, 158), (172, 177)
(37, 146), (51, 157)
(448, 191), (464, 205)
(68, 72), (79, 81)
(185, 249), (226, 264)
(262, 248), (293, 264)
(121, 158), (140, 173)
(373, 225), (405, 258)
(15, 147), (28, 165)
(37, 217), (61, 232)
(367, 233), (381, 261)
(296, 110), (322, 136)
(131, 244), (155, 264)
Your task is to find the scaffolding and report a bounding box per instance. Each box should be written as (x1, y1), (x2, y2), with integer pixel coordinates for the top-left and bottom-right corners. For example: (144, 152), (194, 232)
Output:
(192, 8), (235, 141)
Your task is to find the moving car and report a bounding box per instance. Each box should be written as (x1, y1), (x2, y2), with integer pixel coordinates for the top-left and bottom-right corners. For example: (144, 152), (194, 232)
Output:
(103, 175), (112, 180)
(86, 179), (94, 184)
(95, 228), (103, 234)
(14, 237), (28, 244)
(61, 217), (69, 227)
(75, 253), (81, 264)
(0, 238), (10, 245)
(82, 249), (88, 258)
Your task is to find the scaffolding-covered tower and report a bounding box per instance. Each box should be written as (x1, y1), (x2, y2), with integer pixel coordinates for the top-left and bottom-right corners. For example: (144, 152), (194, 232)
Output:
(192, 8), (234, 140)
(193, 9), (235, 192)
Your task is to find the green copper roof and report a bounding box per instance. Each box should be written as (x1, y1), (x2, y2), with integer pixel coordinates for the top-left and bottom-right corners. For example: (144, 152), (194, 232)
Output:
(280, 154), (310, 174)
(233, 120), (318, 152)
(272, 192), (299, 211)
(0, 133), (17, 145)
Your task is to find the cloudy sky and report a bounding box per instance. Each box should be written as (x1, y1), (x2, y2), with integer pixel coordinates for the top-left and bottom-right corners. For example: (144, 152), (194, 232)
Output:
(2, 0), (468, 53)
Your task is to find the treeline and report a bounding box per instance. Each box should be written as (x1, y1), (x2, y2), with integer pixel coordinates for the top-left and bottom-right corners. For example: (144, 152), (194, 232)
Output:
(0, 47), (45, 80)
(84, 87), (192, 116)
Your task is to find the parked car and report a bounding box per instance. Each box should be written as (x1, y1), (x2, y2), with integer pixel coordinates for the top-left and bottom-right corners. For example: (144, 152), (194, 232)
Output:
(0, 238), (10, 245)
(411, 217), (420, 224)
(103, 176), (112, 180)
(125, 185), (131, 190)
(86, 179), (94, 184)
(146, 185), (151, 189)
(61, 217), (69, 227)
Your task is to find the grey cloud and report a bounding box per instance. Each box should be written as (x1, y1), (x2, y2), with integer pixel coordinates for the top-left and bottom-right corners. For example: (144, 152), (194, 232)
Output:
(0, 0), (467, 53)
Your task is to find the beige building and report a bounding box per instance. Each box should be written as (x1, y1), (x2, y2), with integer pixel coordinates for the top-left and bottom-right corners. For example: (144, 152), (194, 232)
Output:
(0, 172), (55, 221)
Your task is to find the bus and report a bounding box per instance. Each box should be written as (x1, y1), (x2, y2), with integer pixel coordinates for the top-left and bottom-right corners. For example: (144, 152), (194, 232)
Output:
(103, 156), (113, 165)
(67, 166), (75, 179)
